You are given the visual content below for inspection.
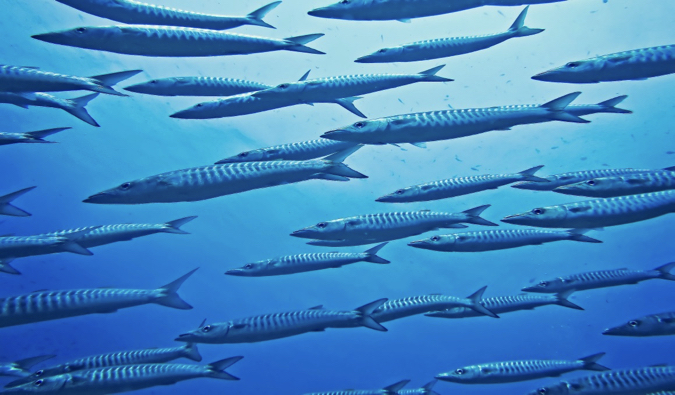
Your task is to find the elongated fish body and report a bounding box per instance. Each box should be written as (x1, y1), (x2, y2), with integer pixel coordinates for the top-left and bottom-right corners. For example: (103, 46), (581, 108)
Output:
(426, 292), (582, 319)
(308, 0), (565, 21)
(84, 149), (365, 204)
(513, 167), (661, 191)
(0, 269), (196, 328)
(554, 171), (675, 198)
(0, 128), (70, 145)
(170, 91), (297, 119)
(0, 233), (92, 260)
(226, 243), (389, 277)
(251, 65), (451, 104)
(0, 66), (138, 96)
(502, 190), (675, 228)
(56, 0), (280, 30)
(355, 6), (543, 63)
(3, 357), (242, 394)
(527, 366), (675, 395)
(0, 356), (55, 378)
(37, 216), (196, 249)
(176, 299), (387, 344)
(217, 139), (358, 164)
(533, 45), (675, 83)
(409, 229), (600, 252)
(321, 92), (587, 145)
(32, 26), (325, 57)
(124, 76), (271, 97)
(304, 380), (412, 395)
(377, 166), (546, 202)
(523, 263), (675, 293)
(603, 311), (675, 337)
(0, 93), (100, 127)
(438, 354), (609, 384)
(291, 207), (496, 245)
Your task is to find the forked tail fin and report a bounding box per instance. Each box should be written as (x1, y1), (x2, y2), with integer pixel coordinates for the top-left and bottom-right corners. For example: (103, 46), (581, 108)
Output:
(518, 165), (548, 182)
(154, 268), (199, 309)
(383, 379), (411, 393)
(0, 186), (36, 217)
(554, 290), (584, 310)
(182, 343), (203, 362)
(323, 145), (368, 179)
(284, 34), (325, 54)
(418, 65), (453, 82)
(363, 242), (390, 264)
(355, 298), (388, 331)
(466, 286), (499, 318)
(64, 93), (100, 127)
(655, 261), (675, 281)
(462, 205), (498, 226)
(579, 352), (611, 371)
(508, 6), (545, 37)
(596, 95), (632, 114)
(0, 258), (20, 275)
(567, 229), (603, 243)
(162, 216), (198, 234)
(206, 356), (243, 380)
(89, 70), (143, 96)
(245, 1), (281, 29)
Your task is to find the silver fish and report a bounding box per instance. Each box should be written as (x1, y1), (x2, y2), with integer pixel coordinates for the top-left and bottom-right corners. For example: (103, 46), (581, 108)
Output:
(0, 66), (140, 96)
(565, 95), (632, 117)
(0, 187), (37, 217)
(321, 92), (589, 145)
(376, 166), (547, 203)
(502, 190), (675, 228)
(355, 7), (543, 63)
(56, 0), (280, 30)
(372, 286), (498, 322)
(512, 166), (673, 191)
(2, 357), (242, 394)
(0, 128), (71, 146)
(0, 93), (99, 126)
(522, 262), (675, 293)
(216, 139), (359, 164)
(437, 353), (609, 384)
(408, 228), (601, 252)
(0, 228), (99, 263)
(0, 356), (55, 378)
(426, 291), (583, 319)
(533, 44), (675, 83)
(0, 269), (196, 328)
(554, 171), (675, 198)
(225, 242), (389, 277)
(124, 76), (271, 97)
(176, 299), (388, 344)
(308, 0), (566, 22)
(83, 146), (365, 204)
(304, 380), (410, 395)
(603, 311), (675, 337)
(32, 26), (324, 57)
(291, 206), (497, 247)
(397, 380), (439, 395)
(527, 366), (675, 395)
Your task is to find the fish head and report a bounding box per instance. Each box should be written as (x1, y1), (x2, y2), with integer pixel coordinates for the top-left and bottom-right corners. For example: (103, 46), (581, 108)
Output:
(32, 26), (115, 47)
(408, 234), (455, 251)
(355, 46), (403, 63)
(501, 205), (568, 227)
(2, 375), (71, 393)
(291, 220), (346, 239)
(555, 176), (645, 197)
(8, 364), (73, 387)
(436, 366), (484, 382)
(124, 78), (179, 94)
(376, 185), (421, 202)
(170, 98), (229, 119)
(531, 59), (600, 83)
(602, 315), (665, 336)
(307, 0), (365, 20)
(511, 176), (556, 190)
(225, 260), (272, 276)
(522, 277), (567, 293)
(527, 383), (572, 395)
(176, 322), (230, 344)
(321, 119), (389, 143)
(251, 82), (302, 100)
(83, 174), (171, 204)
(216, 149), (267, 164)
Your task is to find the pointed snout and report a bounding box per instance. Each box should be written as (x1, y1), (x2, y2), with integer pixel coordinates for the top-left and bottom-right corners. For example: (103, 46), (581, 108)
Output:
(601, 327), (619, 336)
(169, 109), (197, 119)
(290, 229), (312, 238)
(175, 333), (192, 342)
(531, 70), (557, 82)
(31, 32), (63, 44)
(82, 192), (109, 204)
(320, 130), (349, 141)
(123, 83), (150, 94)
(307, 7), (330, 17)
(225, 268), (246, 276)
(435, 373), (451, 381)
(500, 214), (524, 224)
(354, 54), (376, 63)
(551, 185), (577, 195)
(407, 239), (427, 248)
(375, 194), (396, 203)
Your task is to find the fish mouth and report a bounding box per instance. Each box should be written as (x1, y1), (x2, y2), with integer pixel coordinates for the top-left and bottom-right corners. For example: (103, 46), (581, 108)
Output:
(354, 55), (374, 63)
(122, 84), (146, 94)
(169, 109), (196, 119)
(434, 373), (452, 381)
(225, 269), (246, 276)
(375, 194), (395, 202)
(175, 333), (193, 342)
(601, 328), (619, 336)
(407, 240), (426, 247)
(82, 192), (111, 204)
(551, 186), (576, 195)
(307, 7), (329, 17)
(531, 70), (555, 82)
(320, 130), (348, 140)
(290, 229), (312, 238)
(500, 214), (524, 224)
(31, 33), (63, 44)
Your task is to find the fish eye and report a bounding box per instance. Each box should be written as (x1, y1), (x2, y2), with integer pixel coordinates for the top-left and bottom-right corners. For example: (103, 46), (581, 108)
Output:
(244, 264), (254, 269)
(150, 80), (158, 84)
(628, 320), (640, 327)
(354, 122), (365, 128)
(532, 208), (544, 215)
(538, 281), (548, 287)
(456, 236), (467, 241)
(34, 380), (44, 387)
(537, 388), (548, 395)
(395, 189), (404, 195)
(76, 27), (86, 33)
(431, 236), (441, 242)
(35, 370), (44, 376)
(340, 0), (350, 3)
(586, 180), (596, 186)
(565, 61), (581, 68)
(201, 325), (212, 332)
(238, 152), (249, 157)
(377, 49), (386, 53)
(455, 368), (465, 375)
(196, 103), (203, 107)
(278, 83), (289, 89)
(120, 182), (131, 190)
(317, 222), (328, 229)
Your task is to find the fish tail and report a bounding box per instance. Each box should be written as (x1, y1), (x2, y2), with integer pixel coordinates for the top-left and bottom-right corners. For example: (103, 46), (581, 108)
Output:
(466, 286), (499, 318)
(26, 128), (70, 142)
(597, 95), (632, 114)
(154, 268), (198, 310)
(518, 165), (549, 182)
(363, 242), (390, 264)
(323, 145), (368, 179)
(655, 261), (675, 281)
(567, 229), (603, 243)
(508, 6), (545, 37)
(462, 204), (498, 226)
(63, 93), (100, 127)
(12, 355), (56, 373)
(0, 258), (20, 275)
(0, 186), (36, 217)
(182, 342), (203, 362)
(418, 64), (453, 82)
(162, 216), (198, 234)
(334, 97), (366, 118)
(383, 379), (411, 393)
(555, 290), (584, 310)
(355, 299), (388, 331)
(283, 34), (325, 54)
(579, 352), (611, 371)
(206, 356), (243, 380)
(245, 1), (281, 29)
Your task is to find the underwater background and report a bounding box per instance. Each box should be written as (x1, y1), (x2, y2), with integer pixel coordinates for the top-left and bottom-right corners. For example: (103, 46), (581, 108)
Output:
(1, 0), (674, 394)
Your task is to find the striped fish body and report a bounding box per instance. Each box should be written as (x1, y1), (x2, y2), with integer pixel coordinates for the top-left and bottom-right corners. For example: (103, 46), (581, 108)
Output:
(124, 77), (271, 97)
(55, 0), (267, 30)
(0, 288), (163, 328)
(529, 366), (675, 395)
(0, 93), (99, 127)
(604, 311), (675, 337)
(39, 223), (171, 248)
(534, 45), (675, 83)
(33, 26), (312, 57)
(0, 132), (51, 145)
(524, 269), (664, 293)
(555, 171), (675, 198)
(502, 190), (675, 229)
(228, 252), (373, 276)
(217, 139), (358, 163)
(427, 294), (562, 318)
(372, 295), (473, 323)
(439, 359), (600, 384)
(170, 92), (297, 119)
(0, 65), (103, 94)
(410, 229), (586, 252)
(0, 235), (74, 259)
(305, 391), (389, 395)
(513, 168), (656, 191)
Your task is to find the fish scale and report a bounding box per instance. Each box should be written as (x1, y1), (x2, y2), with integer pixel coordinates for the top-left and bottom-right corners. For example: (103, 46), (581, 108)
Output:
(556, 171), (675, 198)
(532, 366), (675, 394)
(219, 139), (356, 163)
(515, 168), (656, 190)
(67, 346), (193, 370)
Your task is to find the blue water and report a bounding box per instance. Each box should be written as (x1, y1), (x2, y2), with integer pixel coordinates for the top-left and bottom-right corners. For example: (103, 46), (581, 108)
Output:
(1, 0), (674, 394)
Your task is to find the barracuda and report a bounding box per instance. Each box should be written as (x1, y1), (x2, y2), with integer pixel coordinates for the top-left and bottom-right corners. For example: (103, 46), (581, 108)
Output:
(321, 92), (589, 145)
(6, 344), (201, 388)
(523, 262), (675, 293)
(83, 146), (365, 204)
(425, 291), (583, 319)
(502, 190), (675, 228)
(304, 380), (411, 395)
(225, 242), (389, 277)
(377, 165), (547, 203)
(216, 139), (359, 164)
(565, 95), (632, 117)
(437, 353), (609, 384)
(398, 380), (439, 395)
(32, 26), (325, 57)
(308, 0), (566, 22)
(0, 269), (196, 328)
(0, 66), (140, 96)
(176, 299), (388, 344)
(513, 166), (674, 191)
(0, 187), (37, 217)
(0, 128), (71, 146)
(554, 170), (675, 198)
(125, 76), (271, 97)
(372, 286), (499, 322)
(0, 93), (100, 126)
(603, 311), (675, 337)
(56, 0), (280, 30)
(408, 228), (601, 252)
(0, 227), (100, 263)
(528, 366), (675, 394)
(0, 356), (54, 378)
(533, 44), (675, 83)
(291, 206), (497, 247)
(2, 357), (242, 394)
(355, 7), (543, 63)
